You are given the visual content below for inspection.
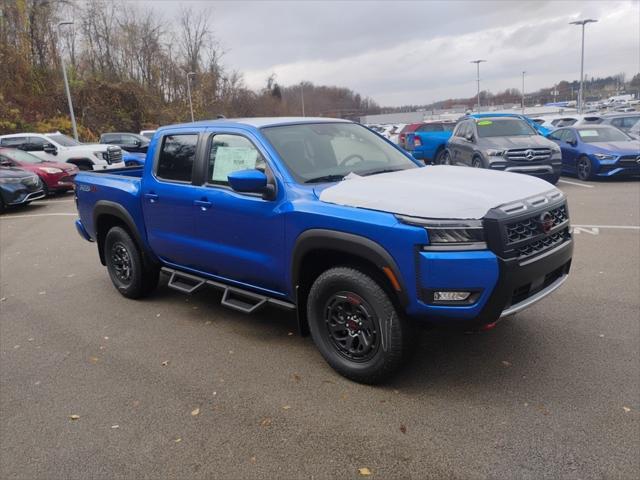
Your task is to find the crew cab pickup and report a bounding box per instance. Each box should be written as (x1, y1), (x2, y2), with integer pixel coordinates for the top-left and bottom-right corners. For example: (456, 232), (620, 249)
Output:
(74, 117), (573, 383)
(405, 121), (455, 164)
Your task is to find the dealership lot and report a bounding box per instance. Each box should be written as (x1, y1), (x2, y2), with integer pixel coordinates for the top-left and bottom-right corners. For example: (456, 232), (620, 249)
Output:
(1, 179), (638, 479)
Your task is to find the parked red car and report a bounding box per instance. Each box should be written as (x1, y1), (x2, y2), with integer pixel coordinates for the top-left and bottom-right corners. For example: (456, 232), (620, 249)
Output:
(397, 123), (424, 149)
(0, 147), (78, 194)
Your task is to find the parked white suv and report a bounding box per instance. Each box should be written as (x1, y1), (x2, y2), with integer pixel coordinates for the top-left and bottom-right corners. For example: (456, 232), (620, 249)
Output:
(0, 132), (124, 170)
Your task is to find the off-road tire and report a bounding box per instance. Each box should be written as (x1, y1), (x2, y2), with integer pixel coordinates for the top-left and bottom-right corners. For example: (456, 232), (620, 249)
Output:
(104, 226), (159, 299)
(306, 267), (412, 384)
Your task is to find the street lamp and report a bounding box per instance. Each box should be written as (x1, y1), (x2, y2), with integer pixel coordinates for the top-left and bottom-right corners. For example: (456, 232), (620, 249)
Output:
(300, 82), (305, 117)
(186, 72), (196, 122)
(570, 18), (597, 114)
(470, 60), (486, 112)
(521, 71), (526, 114)
(57, 21), (78, 141)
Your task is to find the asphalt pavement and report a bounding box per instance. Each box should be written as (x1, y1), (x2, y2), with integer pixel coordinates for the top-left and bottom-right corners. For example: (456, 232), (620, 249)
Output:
(1, 177), (639, 479)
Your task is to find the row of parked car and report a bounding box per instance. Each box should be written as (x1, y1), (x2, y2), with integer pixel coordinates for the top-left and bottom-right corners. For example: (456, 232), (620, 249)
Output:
(0, 129), (157, 211)
(374, 111), (640, 183)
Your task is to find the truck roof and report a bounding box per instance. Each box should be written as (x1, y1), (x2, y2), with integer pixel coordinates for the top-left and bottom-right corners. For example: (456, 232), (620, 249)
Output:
(160, 116), (351, 131)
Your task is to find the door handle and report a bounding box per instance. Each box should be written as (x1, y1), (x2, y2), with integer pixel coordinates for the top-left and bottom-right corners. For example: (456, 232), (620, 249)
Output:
(194, 199), (212, 210)
(144, 192), (159, 202)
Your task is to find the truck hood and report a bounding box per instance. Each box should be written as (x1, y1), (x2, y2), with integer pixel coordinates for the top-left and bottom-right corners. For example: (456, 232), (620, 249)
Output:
(318, 166), (558, 220)
(480, 135), (556, 149)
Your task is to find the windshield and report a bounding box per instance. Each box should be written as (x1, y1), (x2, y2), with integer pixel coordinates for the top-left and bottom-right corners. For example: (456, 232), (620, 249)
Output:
(262, 122), (418, 183)
(47, 134), (79, 146)
(1, 149), (44, 164)
(476, 118), (537, 137)
(577, 128), (632, 143)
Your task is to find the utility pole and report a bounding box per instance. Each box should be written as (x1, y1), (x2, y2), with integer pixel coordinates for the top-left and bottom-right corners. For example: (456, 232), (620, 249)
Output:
(300, 82), (305, 117)
(521, 71), (526, 114)
(470, 60), (486, 112)
(57, 21), (78, 141)
(186, 72), (195, 122)
(570, 19), (597, 114)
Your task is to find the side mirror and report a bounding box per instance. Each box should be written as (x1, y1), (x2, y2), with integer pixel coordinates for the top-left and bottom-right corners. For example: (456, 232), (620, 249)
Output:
(43, 143), (57, 155)
(464, 133), (474, 142)
(133, 139), (142, 147)
(0, 160), (12, 167)
(567, 139), (577, 147)
(228, 169), (268, 194)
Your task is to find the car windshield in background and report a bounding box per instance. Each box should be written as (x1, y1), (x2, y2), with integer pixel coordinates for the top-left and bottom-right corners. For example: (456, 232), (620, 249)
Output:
(262, 122), (417, 183)
(476, 119), (536, 137)
(1, 149), (44, 164)
(577, 127), (632, 143)
(48, 134), (79, 146)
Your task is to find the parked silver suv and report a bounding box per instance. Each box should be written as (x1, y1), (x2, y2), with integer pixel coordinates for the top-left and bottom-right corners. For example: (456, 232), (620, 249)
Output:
(443, 117), (562, 184)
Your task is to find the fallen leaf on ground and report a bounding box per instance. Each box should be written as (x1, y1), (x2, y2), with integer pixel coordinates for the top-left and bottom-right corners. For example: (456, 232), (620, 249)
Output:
(228, 350), (234, 354)
(89, 356), (99, 364)
(282, 405), (291, 410)
(250, 456), (256, 463)
(260, 417), (272, 427)
(191, 408), (200, 416)
(623, 406), (631, 413)
(287, 332), (293, 336)
(0, 297), (6, 302)
(13, 345), (20, 349)
(501, 360), (512, 367)
(38, 291), (46, 295)
(28, 337), (34, 342)
(103, 336), (109, 340)
(69, 415), (80, 420)
(66, 274), (75, 278)
(174, 438), (182, 443)
(598, 334), (605, 338)
(205, 320), (212, 325)
(291, 373), (301, 382)
(161, 361), (169, 366)
(156, 313), (161, 317)
(358, 467), (372, 476)
(400, 424), (407, 434)
(111, 425), (119, 429)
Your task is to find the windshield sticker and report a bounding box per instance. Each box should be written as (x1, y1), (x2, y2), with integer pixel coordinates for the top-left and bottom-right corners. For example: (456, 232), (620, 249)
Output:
(211, 147), (258, 181)
(477, 120), (493, 126)
(578, 130), (599, 138)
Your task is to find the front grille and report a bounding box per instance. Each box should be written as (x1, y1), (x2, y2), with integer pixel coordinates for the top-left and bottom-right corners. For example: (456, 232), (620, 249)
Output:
(505, 148), (552, 162)
(509, 263), (568, 307)
(516, 227), (569, 257)
(506, 205), (568, 243)
(618, 155), (640, 167)
(106, 147), (122, 165)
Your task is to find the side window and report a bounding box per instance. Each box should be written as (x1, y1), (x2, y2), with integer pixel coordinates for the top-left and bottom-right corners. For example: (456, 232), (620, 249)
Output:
(28, 137), (46, 151)
(0, 154), (14, 165)
(103, 134), (120, 143)
(418, 124), (441, 132)
(454, 123), (467, 138)
(156, 134), (198, 183)
(0, 137), (27, 148)
(207, 134), (265, 186)
(563, 130), (577, 143)
(548, 130), (564, 141)
(120, 135), (139, 146)
(623, 117), (640, 128)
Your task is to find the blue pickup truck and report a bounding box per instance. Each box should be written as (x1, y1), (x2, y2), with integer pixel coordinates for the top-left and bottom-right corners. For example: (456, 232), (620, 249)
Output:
(74, 117), (573, 383)
(405, 121), (456, 164)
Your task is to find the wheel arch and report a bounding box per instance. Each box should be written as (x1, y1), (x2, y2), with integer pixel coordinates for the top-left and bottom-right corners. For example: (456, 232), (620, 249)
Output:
(67, 158), (95, 170)
(291, 229), (409, 335)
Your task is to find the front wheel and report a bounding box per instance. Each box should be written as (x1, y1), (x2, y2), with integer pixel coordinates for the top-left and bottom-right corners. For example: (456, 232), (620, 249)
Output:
(472, 156), (484, 168)
(306, 267), (412, 384)
(441, 150), (452, 165)
(577, 155), (594, 181)
(104, 226), (159, 299)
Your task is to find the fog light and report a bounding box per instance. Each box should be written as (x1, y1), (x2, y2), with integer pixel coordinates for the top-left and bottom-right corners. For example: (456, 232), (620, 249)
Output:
(433, 291), (471, 302)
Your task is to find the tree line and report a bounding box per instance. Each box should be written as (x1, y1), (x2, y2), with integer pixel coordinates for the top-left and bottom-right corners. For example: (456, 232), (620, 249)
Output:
(0, 0), (380, 140)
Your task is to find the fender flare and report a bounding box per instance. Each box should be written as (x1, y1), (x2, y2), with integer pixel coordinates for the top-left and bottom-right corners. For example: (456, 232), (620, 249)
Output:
(93, 200), (157, 265)
(291, 229), (408, 306)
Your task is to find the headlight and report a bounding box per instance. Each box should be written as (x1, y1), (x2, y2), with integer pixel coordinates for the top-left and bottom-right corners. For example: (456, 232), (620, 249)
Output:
(93, 151), (107, 160)
(39, 167), (63, 174)
(486, 149), (504, 156)
(0, 177), (23, 184)
(396, 216), (486, 250)
(593, 153), (616, 160)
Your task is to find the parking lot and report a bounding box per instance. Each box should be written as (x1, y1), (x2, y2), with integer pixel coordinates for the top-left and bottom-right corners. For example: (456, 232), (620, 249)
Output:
(0, 178), (638, 479)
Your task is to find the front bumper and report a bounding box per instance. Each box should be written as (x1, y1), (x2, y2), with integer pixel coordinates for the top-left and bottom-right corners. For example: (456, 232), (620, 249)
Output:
(1, 182), (46, 205)
(489, 156), (562, 179)
(593, 157), (640, 177)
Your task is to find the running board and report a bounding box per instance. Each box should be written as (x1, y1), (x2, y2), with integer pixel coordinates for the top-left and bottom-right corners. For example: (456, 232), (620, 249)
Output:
(161, 267), (295, 314)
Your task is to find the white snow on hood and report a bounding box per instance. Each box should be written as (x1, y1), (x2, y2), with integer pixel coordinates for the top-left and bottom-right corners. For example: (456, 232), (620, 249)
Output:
(319, 166), (558, 219)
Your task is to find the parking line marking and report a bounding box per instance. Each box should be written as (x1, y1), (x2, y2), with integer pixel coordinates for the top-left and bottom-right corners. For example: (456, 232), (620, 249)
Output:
(559, 180), (594, 188)
(0, 213), (76, 220)
(572, 224), (640, 230)
(37, 199), (75, 204)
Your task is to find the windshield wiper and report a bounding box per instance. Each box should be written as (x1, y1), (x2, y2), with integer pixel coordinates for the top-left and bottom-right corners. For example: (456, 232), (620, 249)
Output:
(361, 168), (405, 176)
(304, 174), (345, 184)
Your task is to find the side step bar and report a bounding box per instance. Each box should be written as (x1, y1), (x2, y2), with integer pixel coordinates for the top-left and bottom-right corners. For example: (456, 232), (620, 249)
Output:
(161, 267), (295, 314)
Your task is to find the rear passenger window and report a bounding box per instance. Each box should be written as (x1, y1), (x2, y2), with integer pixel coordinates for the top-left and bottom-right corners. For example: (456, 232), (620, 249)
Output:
(0, 137), (27, 148)
(418, 124), (442, 132)
(156, 134), (198, 182)
(207, 134), (265, 186)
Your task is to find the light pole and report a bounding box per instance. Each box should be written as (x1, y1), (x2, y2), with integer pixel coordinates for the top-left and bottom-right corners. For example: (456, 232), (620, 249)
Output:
(186, 72), (196, 122)
(57, 21), (78, 141)
(470, 60), (486, 112)
(300, 82), (305, 117)
(570, 19), (597, 113)
(521, 71), (526, 114)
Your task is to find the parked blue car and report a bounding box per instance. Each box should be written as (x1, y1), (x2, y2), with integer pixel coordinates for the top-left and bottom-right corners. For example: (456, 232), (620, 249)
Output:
(405, 121), (455, 164)
(546, 125), (640, 180)
(469, 113), (552, 136)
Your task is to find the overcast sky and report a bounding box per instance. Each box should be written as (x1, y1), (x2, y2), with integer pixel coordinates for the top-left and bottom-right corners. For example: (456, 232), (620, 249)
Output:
(143, 0), (639, 106)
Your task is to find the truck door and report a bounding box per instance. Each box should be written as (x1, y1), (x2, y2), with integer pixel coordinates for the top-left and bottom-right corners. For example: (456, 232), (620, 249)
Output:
(141, 131), (204, 268)
(189, 129), (286, 295)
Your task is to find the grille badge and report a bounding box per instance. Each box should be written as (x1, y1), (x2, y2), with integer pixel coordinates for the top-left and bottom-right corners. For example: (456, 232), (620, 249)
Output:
(525, 149), (535, 160)
(539, 211), (554, 234)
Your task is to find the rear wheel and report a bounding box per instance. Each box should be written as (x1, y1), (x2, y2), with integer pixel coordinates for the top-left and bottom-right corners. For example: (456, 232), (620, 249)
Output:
(434, 148), (446, 165)
(576, 155), (594, 181)
(104, 226), (159, 299)
(306, 267), (412, 384)
(472, 156), (484, 168)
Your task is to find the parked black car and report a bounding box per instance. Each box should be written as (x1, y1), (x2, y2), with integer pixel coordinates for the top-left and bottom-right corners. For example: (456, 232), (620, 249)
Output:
(0, 166), (45, 212)
(99, 132), (150, 154)
(443, 116), (562, 184)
